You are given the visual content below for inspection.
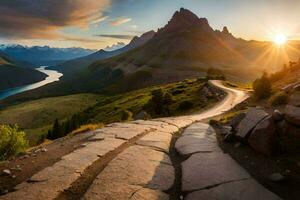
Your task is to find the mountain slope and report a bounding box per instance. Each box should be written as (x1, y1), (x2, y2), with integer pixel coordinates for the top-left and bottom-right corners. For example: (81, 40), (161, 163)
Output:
(0, 51), (47, 90)
(81, 8), (262, 92)
(52, 31), (156, 75)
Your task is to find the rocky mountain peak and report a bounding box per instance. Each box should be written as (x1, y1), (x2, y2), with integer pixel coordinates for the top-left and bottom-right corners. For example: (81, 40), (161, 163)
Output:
(157, 8), (213, 35)
(222, 26), (230, 34)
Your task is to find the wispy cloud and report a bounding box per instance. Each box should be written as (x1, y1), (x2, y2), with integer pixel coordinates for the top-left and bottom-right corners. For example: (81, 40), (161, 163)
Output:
(90, 16), (109, 25)
(96, 34), (134, 39)
(110, 17), (132, 26)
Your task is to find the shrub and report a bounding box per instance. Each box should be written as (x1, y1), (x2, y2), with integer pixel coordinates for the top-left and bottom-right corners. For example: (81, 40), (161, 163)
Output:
(253, 73), (272, 99)
(269, 92), (288, 106)
(0, 124), (28, 160)
(178, 100), (194, 110)
(144, 89), (174, 116)
(121, 110), (133, 121)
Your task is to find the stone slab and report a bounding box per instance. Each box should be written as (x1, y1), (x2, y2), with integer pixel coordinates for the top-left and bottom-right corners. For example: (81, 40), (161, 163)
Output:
(186, 178), (281, 200)
(154, 117), (194, 129)
(132, 120), (179, 134)
(182, 152), (250, 192)
(136, 130), (172, 153)
(2, 138), (125, 200)
(84, 145), (174, 200)
(175, 123), (221, 155)
(236, 108), (269, 138)
(92, 124), (151, 140)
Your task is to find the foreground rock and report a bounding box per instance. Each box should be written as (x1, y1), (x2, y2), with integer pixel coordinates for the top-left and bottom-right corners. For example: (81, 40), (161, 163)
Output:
(186, 179), (281, 200)
(175, 123), (221, 155)
(284, 105), (300, 126)
(136, 130), (172, 153)
(181, 152), (250, 191)
(288, 91), (300, 107)
(83, 145), (174, 200)
(236, 108), (268, 139)
(248, 116), (277, 156)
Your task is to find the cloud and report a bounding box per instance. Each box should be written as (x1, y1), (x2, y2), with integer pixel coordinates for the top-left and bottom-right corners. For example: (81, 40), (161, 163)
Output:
(62, 36), (104, 44)
(110, 17), (132, 26)
(96, 34), (134, 39)
(104, 42), (126, 51)
(0, 0), (111, 39)
(90, 16), (109, 25)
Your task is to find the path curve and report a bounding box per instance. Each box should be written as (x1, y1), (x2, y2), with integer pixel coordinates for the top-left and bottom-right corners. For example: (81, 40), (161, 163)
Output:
(191, 80), (249, 120)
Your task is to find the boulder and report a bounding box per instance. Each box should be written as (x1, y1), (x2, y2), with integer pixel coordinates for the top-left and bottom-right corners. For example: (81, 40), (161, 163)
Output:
(248, 116), (277, 156)
(272, 110), (284, 122)
(284, 105), (300, 126)
(268, 173), (286, 182)
(277, 120), (300, 153)
(134, 110), (151, 120)
(288, 91), (300, 107)
(219, 126), (232, 135)
(236, 108), (269, 139)
(224, 133), (235, 143)
(230, 112), (246, 130)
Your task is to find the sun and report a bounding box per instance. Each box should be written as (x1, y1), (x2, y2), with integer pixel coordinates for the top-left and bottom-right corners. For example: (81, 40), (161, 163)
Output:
(273, 34), (287, 45)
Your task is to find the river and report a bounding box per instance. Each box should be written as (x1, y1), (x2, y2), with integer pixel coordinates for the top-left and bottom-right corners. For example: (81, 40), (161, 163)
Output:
(0, 66), (63, 100)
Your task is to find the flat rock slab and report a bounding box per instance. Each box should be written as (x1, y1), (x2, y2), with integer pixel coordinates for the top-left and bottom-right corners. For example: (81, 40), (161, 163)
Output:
(182, 152), (250, 192)
(84, 145), (174, 200)
(136, 130), (172, 153)
(236, 108), (268, 139)
(2, 138), (125, 200)
(175, 123), (221, 155)
(132, 120), (179, 134)
(154, 117), (194, 129)
(92, 123), (152, 140)
(186, 178), (281, 200)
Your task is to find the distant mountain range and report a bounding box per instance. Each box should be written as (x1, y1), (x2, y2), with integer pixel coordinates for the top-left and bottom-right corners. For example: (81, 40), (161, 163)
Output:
(0, 45), (96, 66)
(51, 30), (156, 75)
(0, 51), (47, 90)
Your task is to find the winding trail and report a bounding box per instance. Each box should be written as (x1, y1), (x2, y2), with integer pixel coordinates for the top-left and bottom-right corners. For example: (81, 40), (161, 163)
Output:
(2, 80), (281, 200)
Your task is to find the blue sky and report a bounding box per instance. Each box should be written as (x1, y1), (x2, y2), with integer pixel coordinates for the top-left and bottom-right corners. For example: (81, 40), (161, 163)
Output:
(1, 0), (300, 49)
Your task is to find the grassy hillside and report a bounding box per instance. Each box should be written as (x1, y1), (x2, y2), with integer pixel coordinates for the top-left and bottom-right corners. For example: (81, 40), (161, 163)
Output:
(0, 78), (223, 145)
(0, 94), (102, 145)
(0, 53), (47, 91)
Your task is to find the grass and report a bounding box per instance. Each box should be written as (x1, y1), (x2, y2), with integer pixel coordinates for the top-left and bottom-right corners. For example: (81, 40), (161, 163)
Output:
(223, 80), (252, 91)
(71, 123), (103, 135)
(0, 79), (220, 146)
(0, 94), (102, 145)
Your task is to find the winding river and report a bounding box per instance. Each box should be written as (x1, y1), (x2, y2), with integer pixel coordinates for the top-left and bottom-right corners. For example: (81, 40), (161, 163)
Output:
(0, 66), (63, 100)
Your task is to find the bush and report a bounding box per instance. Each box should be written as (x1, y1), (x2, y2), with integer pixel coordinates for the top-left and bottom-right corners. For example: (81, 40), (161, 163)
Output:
(253, 73), (272, 99)
(121, 110), (133, 121)
(144, 89), (174, 116)
(178, 100), (194, 110)
(0, 124), (28, 160)
(269, 92), (288, 106)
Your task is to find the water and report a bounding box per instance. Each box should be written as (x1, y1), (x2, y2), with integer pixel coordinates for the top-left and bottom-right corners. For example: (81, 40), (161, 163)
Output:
(0, 66), (63, 100)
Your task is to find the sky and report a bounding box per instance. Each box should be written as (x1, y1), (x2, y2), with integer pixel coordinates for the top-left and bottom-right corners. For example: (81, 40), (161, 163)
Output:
(1, 0), (300, 49)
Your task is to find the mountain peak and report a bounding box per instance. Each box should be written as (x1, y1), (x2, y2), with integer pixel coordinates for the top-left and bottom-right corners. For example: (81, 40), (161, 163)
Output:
(157, 8), (213, 35)
(222, 26), (230, 35)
